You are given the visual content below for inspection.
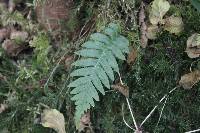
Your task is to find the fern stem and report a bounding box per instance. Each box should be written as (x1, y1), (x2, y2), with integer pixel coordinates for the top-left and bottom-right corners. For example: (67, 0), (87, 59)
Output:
(154, 96), (168, 132)
(185, 129), (200, 133)
(126, 98), (139, 131)
(122, 103), (136, 131)
(118, 72), (139, 130)
(140, 86), (179, 127)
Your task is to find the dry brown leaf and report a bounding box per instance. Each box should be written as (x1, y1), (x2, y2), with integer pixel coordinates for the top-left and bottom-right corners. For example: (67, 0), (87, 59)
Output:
(10, 31), (28, 42)
(41, 109), (66, 133)
(0, 103), (8, 114)
(164, 15), (184, 35)
(146, 25), (159, 40)
(186, 33), (200, 58)
(2, 39), (25, 56)
(127, 47), (137, 65)
(179, 70), (200, 89)
(77, 111), (92, 132)
(139, 1), (148, 48)
(111, 83), (129, 97)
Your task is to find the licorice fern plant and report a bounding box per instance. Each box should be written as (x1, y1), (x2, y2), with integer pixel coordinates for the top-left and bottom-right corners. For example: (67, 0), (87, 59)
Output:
(68, 23), (129, 123)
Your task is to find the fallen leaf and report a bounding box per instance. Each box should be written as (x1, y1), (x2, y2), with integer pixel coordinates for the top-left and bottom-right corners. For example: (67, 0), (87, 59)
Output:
(179, 70), (200, 89)
(146, 25), (159, 39)
(164, 15), (184, 35)
(77, 111), (92, 132)
(2, 39), (25, 56)
(111, 83), (129, 97)
(127, 47), (137, 65)
(149, 0), (170, 25)
(186, 33), (200, 58)
(41, 109), (66, 133)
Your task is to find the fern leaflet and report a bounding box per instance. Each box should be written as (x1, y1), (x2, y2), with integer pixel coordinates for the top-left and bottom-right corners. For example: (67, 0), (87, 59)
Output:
(68, 23), (129, 122)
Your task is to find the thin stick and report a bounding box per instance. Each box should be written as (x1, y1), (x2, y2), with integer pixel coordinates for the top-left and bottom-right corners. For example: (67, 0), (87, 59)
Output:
(185, 129), (200, 133)
(140, 86), (179, 127)
(122, 104), (136, 131)
(126, 98), (139, 131)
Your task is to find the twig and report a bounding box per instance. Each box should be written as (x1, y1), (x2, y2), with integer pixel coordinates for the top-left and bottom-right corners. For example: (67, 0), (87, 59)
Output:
(122, 104), (136, 131)
(140, 86), (179, 127)
(185, 129), (200, 133)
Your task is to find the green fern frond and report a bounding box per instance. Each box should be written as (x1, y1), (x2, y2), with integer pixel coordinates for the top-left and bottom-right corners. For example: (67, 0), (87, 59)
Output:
(68, 23), (129, 122)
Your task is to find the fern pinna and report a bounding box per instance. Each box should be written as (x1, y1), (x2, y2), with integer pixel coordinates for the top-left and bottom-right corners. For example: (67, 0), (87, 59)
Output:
(68, 23), (129, 122)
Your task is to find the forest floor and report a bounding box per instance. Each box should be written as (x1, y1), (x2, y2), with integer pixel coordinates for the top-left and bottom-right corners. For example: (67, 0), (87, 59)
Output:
(1, 0), (200, 133)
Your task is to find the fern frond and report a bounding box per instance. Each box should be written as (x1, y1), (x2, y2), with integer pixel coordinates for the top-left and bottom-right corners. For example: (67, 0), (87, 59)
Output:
(68, 23), (129, 122)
